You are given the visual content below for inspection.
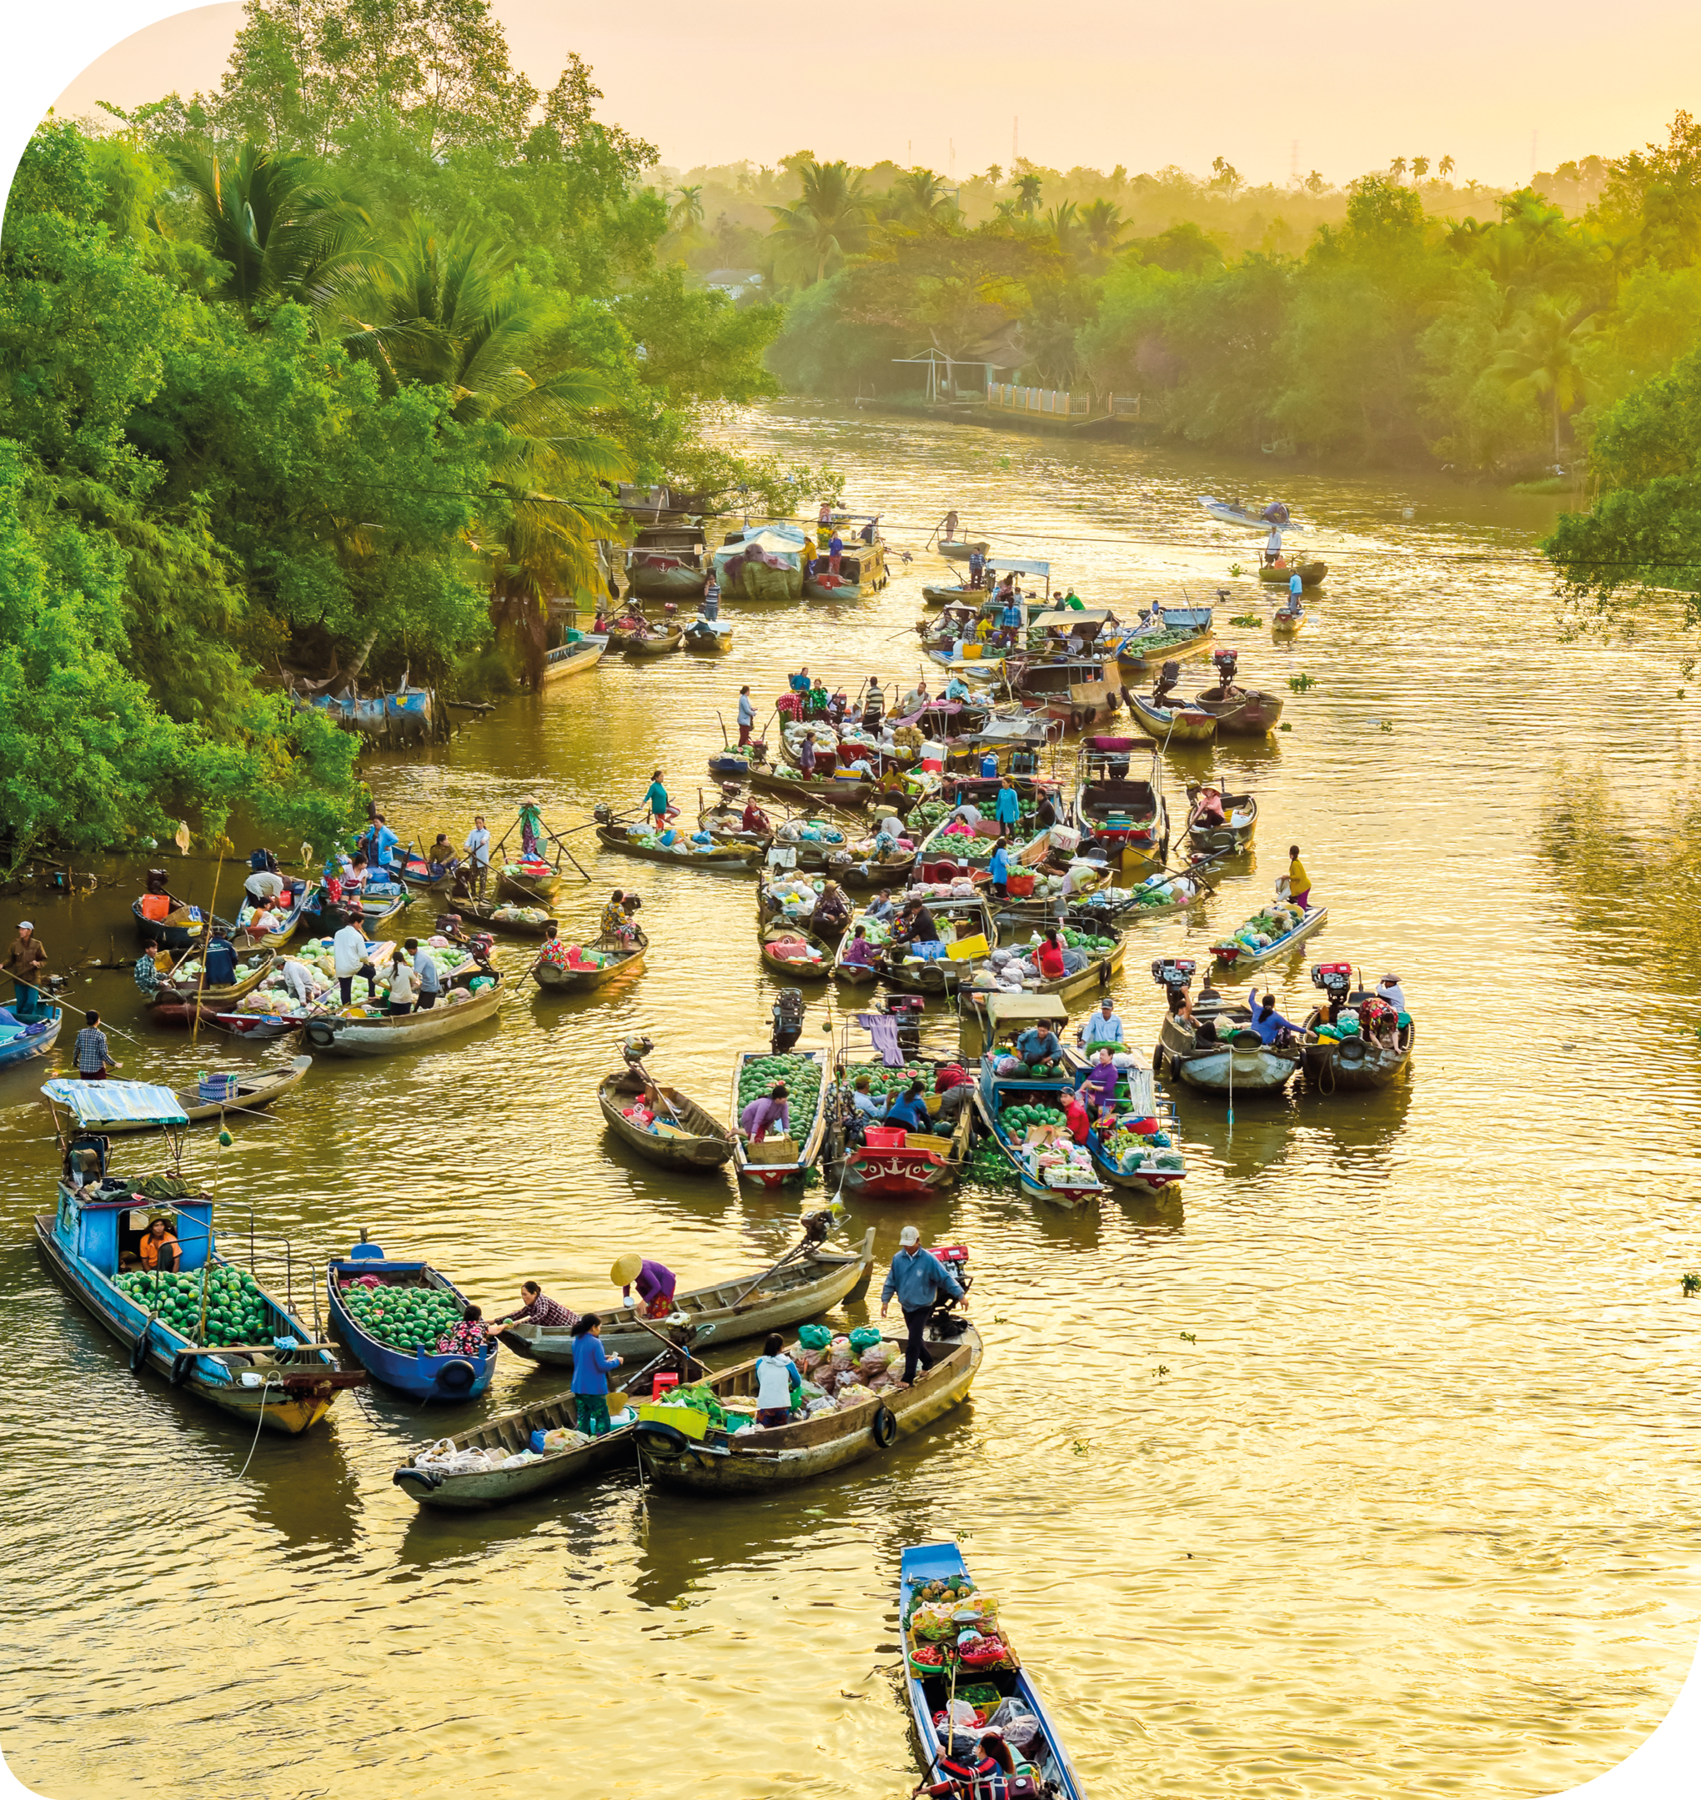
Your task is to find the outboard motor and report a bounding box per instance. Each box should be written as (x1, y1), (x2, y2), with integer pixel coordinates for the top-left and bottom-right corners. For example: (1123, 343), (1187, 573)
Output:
(1211, 647), (1240, 689)
(925, 1243), (973, 1334)
(1152, 955), (1197, 1003)
(881, 993), (927, 1057)
(1311, 962), (1353, 1006)
(719, 781), (741, 803)
(592, 801), (614, 825)
(746, 736), (770, 765)
(464, 931), (495, 969)
(621, 1033), (657, 1068)
(1153, 658), (1182, 705)
(771, 988), (805, 1053)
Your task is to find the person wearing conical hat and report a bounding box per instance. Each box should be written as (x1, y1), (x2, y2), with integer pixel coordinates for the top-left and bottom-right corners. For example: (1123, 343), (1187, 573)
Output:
(612, 1253), (677, 1319)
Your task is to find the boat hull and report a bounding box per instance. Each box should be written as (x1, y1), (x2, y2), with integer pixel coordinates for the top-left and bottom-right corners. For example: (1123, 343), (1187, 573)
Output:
(303, 983), (503, 1056)
(73, 1055), (312, 1131)
(596, 1072), (735, 1170)
(540, 641), (605, 682)
(1126, 692), (1217, 744)
(0, 1007), (64, 1069)
(595, 825), (761, 873)
(393, 1395), (639, 1510)
(1196, 690), (1285, 734)
(1302, 1018), (1416, 1091)
(1212, 904), (1329, 971)
(1259, 560), (1327, 587)
(326, 1256), (496, 1400)
(533, 941), (647, 991)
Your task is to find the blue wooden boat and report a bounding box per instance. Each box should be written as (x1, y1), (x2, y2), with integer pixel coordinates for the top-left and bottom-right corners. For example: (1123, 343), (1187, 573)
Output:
(972, 994), (1103, 1209)
(132, 896), (234, 949)
(1062, 1052), (1186, 1195)
(33, 1081), (365, 1433)
(900, 1540), (1086, 1799)
(325, 1239), (496, 1400)
(0, 1000), (63, 1071)
(707, 751), (752, 779)
(234, 879), (317, 950)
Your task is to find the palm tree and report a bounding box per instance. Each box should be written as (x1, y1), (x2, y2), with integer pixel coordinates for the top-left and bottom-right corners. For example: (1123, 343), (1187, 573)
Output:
(1492, 300), (1592, 459)
(1014, 173), (1044, 217)
(1043, 201), (1081, 258)
(889, 168), (952, 223)
(1411, 156), (1430, 182)
(1079, 198), (1124, 260)
(171, 142), (375, 321)
(668, 185), (705, 233)
(1439, 154), (1456, 179)
(340, 224), (630, 685)
(1389, 156), (1408, 181)
(766, 160), (874, 285)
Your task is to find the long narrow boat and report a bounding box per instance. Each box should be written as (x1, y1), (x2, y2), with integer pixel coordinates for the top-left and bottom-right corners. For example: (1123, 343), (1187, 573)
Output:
(636, 1318), (981, 1493)
(747, 765), (876, 809)
(901, 1540), (1086, 1800)
(540, 633), (607, 682)
(497, 862), (562, 904)
(42, 1055), (312, 1132)
(1301, 1009), (1415, 1089)
(533, 926), (648, 991)
(0, 1001), (63, 1071)
(876, 895), (998, 995)
(146, 949), (279, 1025)
(1259, 559), (1327, 587)
(1126, 689), (1217, 745)
(1210, 901), (1329, 972)
(731, 1048), (830, 1188)
(759, 921), (834, 981)
(444, 897), (559, 938)
(596, 1066), (736, 1170)
(682, 616), (734, 651)
(133, 898), (230, 950)
(1184, 784), (1258, 854)
(622, 623), (684, 657)
(1158, 1020), (1305, 1096)
(595, 822), (762, 873)
(1115, 604), (1217, 677)
(233, 884), (317, 951)
(325, 1239), (497, 1400)
(973, 1019), (1105, 1209)
(34, 1082), (364, 1433)
(504, 1226), (878, 1366)
(301, 974), (504, 1056)
(831, 913), (887, 984)
(1271, 603), (1308, 638)
(392, 1353), (735, 1511)
(823, 1055), (977, 1201)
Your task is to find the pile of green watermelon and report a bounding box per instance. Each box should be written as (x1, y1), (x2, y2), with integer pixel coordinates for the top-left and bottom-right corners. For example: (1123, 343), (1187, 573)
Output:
(115, 1266), (271, 1347)
(1000, 1102), (1068, 1134)
(839, 1059), (939, 1099)
(340, 1280), (465, 1353)
(737, 1052), (822, 1122)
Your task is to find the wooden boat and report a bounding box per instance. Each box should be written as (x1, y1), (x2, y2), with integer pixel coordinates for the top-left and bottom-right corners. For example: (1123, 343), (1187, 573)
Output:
(1271, 603), (1308, 637)
(1211, 901), (1328, 972)
(747, 763), (875, 809)
(504, 1226), (877, 1365)
(436, 895), (557, 937)
(1070, 735), (1168, 860)
(301, 973), (504, 1056)
(35, 1083), (363, 1433)
(1061, 1051), (1185, 1195)
(759, 921), (834, 981)
(325, 1239), (496, 1401)
(1115, 604), (1217, 675)
(837, 848), (916, 890)
(132, 897), (228, 950)
(972, 995), (1104, 1208)
(392, 1359), (733, 1511)
(595, 822), (762, 872)
(596, 1067), (735, 1170)
(1259, 559), (1327, 587)
(773, 815), (855, 872)
(877, 895), (999, 994)
(831, 911), (889, 984)
(802, 576), (860, 602)
(233, 884), (316, 951)
(628, 526), (709, 601)
(1191, 650), (1285, 734)
(1126, 689), (1217, 745)
(1300, 972), (1416, 1089)
(937, 538), (991, 562)
(681, 616), (734, 650)
(540, 632), (606, 682)
(622, 622), (684, 657)
(147, 948), (278, 1021)
(1157, 1016), (1305, 1095)
(393, 855), (456, 896)
(920, 582), (973, 609)
(1185, 784), (1258, 853)
(533, 926), (647, 991)
(52, 1055), (312, 1132)
(901, 1540), (1087, 1800)
(0, 1002), (63, 1070)
(636, 1318), (981, 1493)
(981, 906), (1126, 1010)
(698, 798), (771, 850)
(823, 1061), (976, 1200)
(497, 861), (562, 904)
(730, 1048), (830, 1188)
(350, 887), (409, 931)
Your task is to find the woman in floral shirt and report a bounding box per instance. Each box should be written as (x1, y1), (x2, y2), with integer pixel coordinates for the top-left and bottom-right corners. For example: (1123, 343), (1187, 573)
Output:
(436, 1305), (497, 1357)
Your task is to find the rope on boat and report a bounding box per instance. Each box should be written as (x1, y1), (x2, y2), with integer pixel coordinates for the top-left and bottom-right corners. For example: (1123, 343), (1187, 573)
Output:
(236, 1374), (276, 1480)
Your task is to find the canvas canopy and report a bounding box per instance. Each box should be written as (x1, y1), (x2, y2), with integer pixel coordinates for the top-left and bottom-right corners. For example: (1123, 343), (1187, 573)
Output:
(985, 558), (1051, 578)
(1031, 609), (1114, 629)
(43, 1080), (189, 1128)
(982, 993), (1070, 1029)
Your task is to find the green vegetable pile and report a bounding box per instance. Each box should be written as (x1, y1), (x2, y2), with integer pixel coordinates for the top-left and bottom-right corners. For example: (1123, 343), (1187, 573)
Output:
(1060, 929), (1115, 951)
(340, 1280), (465, 1352)
(838, 1060), (939, 1098)
(967, 1140), (1018, 1187)
(905, 1571), (977, 1624)
(1000, 1103), (1068, 1133)
(115, 1267), (270, 1347)
(666, 1383), (729, 1428)
(737, 1053), (823, 1119)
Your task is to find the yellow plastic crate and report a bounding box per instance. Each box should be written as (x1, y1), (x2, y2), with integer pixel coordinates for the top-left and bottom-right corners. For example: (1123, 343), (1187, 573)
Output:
(947, 933), (989, 960)
(638, 1401), (709, 1440)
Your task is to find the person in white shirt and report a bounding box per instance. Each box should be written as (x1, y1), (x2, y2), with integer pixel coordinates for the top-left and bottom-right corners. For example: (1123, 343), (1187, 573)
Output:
(244, 868), (286, 906)
(332, 922), (374, 1005)
(753, 1331), (801, 1427)
(279, 958), (323, 1007)
(736, 685), (756, 746)
(385, 949), (416, 1016)
(463, 815), (491, 897)
(1264, 524), (1284, 566)
(1078, 997), (1125, 1049)
(1375, 974), (1407, 1012)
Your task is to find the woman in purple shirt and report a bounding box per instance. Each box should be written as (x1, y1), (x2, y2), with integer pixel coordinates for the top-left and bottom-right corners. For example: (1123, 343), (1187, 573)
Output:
(613, 1253), (677, 1318)
(739, 1082), (791, 1141)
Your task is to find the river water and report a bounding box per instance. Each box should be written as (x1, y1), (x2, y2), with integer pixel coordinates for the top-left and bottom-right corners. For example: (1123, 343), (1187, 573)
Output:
(2, 403), (1697, 1800)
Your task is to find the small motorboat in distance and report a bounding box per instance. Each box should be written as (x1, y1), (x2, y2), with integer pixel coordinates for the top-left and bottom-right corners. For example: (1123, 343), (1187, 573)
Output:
(1201, 495), (1296, 532)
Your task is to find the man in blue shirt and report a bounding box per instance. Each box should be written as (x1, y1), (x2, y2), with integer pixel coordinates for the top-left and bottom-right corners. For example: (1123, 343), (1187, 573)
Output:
(1000, 596), (1025, 642)
(994, 780), (1021, 839)
(737, 684), (756, 746)
(364, 814), (399, 871)
(1015, 1025), (1063, 1069)
(967, 548), (985, 589)
(880, 1226), (965, 1384)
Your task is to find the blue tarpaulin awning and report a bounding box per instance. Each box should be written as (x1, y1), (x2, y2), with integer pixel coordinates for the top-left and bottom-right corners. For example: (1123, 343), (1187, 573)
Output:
(42, 1080), (190, 1128)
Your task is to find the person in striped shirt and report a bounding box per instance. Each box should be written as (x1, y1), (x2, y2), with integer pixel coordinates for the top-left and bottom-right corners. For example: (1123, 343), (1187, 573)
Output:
(72, 1011), (120, 1080)
(490, 1281), (577, 1332)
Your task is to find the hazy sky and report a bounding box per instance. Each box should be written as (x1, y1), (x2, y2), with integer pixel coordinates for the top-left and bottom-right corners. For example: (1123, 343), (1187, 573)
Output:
(21, 0), (1701, 190)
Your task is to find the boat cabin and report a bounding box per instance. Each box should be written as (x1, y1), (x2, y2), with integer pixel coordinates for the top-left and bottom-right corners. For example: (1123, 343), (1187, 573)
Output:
(970, 993), (1073, 1094)
(1072, 735), (1164, 849)
(983, 556), (1053, 601)
(42, 1080), (212, 1279)
(1028, 607), (1119, 657)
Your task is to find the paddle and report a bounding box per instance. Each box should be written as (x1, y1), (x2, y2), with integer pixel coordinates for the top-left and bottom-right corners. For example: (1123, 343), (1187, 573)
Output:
(722, 1231), (823, 1311)
(628, 1056), (685, 1130)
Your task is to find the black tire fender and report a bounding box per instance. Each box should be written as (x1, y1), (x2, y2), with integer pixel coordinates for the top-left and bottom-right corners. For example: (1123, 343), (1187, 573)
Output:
(306, 1020), (337, 1049)
(393, 1466), (442, 1492)
(636, 1420), (689, 1459)
(434, 1358), (478, 1395)
(129, 1327), (149, 1374)
(872, 1403), (899, 1449)
(170, 1351), (195, 1387)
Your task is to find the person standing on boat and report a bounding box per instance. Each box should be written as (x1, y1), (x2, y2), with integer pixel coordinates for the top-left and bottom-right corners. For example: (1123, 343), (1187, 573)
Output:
(988, 838), (1011, 898)
(491, 1281), (578, 1333)
(1287, 845), (1312, 910)
(737, 684), (756, 746)
(1264, 523), (1284, 567)
(789, 666), (812, 696)
(700, 573), (720, 620)
(943, 508), (960, 544)
(798, 733), (818, 778)
(994, 779), (1021, 840)
(999, 592), (1025, 644)
(462, 815), (491, 898)
(363, 814), (399, 872)
(383, 949), (416, 1016)
(881, 1226), (965, 1387)
(614, 1254), (678, 1318)
(569, 1315), (622, 1438)
(5, 921), (48, 1020)
(967, 547), (985, 590)
(332, 919), (376, 1006)
(828, 527), (844, 576)
(72, 1010), (120, 1080)
(862, 678), (885, 732)
(407, 938), (442, 1010)
(739, 1081), (791, 1142)
(643, 771), (671, 826)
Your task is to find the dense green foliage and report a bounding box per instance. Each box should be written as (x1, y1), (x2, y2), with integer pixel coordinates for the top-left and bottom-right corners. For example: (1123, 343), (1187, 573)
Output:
(761, 117), (1701, 476)
(1, 0), (796, 867)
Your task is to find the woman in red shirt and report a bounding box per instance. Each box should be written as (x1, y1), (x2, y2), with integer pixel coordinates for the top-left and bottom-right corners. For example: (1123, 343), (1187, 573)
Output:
(1037, 929), (1066, 981)
(1063, 1090), (1092, 1144)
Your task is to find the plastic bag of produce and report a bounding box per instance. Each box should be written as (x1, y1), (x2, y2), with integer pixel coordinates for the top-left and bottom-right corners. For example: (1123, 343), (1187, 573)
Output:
(798, 1323), (832, 1351)
(847, 1326), (882, 1352)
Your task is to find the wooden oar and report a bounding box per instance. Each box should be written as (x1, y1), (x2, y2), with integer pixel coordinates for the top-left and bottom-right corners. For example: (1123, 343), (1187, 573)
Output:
(629, 1057), (685, 1130)
(721, 1233), (821, 1311)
